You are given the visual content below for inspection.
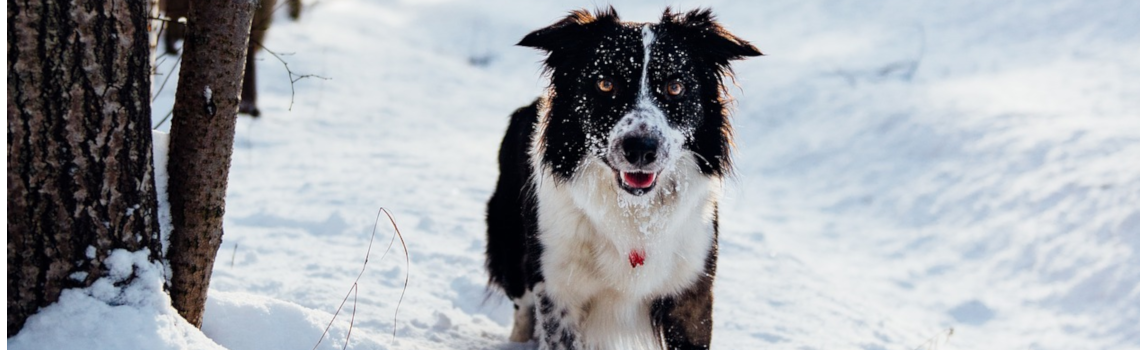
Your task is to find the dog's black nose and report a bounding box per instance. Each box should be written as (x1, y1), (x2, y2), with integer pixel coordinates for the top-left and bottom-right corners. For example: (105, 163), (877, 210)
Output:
(622, 136), (659, 166)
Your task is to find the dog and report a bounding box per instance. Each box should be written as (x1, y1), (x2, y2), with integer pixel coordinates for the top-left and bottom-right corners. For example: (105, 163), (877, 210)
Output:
(486, 7), (760, 350)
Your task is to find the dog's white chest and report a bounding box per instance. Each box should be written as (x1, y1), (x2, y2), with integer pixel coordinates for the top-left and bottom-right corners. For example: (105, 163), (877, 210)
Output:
(533, 156), (719, 347)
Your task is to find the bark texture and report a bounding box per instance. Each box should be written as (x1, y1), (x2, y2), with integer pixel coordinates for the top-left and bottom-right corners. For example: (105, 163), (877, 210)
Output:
(165, 0), (255, 327)
(7, 0), (158, 336)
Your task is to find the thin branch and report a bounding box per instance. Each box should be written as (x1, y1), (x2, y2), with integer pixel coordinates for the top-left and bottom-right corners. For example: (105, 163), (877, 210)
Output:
(152, 50), (183, 103)
(376, 208), (411, 341)
(912, 328), (954, 350)
(151, 48), (183, 129)
(229, 242), (239, 268)
(153, 20), (170, 64)
(312, 208), (409, 350)
(251, 39), (329, 111)
(154, 108), (174, 129)
(153, 54), (169, 74)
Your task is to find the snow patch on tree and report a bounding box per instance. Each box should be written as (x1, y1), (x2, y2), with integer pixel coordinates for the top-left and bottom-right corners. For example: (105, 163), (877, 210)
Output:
(151, 130), (173, 259)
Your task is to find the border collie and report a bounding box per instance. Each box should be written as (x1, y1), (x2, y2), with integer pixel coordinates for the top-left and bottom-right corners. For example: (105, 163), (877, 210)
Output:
(486, 7), (760, 350)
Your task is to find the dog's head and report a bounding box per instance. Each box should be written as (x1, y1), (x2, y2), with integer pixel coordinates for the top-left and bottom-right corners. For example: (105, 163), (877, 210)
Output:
(523, 7), (760, 196)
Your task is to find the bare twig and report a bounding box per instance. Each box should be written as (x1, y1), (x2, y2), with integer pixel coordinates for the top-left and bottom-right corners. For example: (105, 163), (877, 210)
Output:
(153, 20), (170, 65)
(376, 209), (411, 341)
(153, 54), (169, 75)
(150, 18), (176, 130)
(912, 328), (954, 350)
(154, 109), (174, 129)
(312, 208), (409, 350)
(152, 50), (183, 103)
(251, 40), (330, 111)
(230, 242), (239, 268)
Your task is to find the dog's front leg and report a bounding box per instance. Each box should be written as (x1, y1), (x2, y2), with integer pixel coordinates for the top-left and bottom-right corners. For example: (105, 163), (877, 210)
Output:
(508, 291), (537, 342)
(652, 273), (715, 349)
(534, 286), (583, 350)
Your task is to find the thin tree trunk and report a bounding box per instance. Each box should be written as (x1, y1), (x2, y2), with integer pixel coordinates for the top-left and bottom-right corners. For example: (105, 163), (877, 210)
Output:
(165, 0), (255, 327)
(7, 0), (158, 336)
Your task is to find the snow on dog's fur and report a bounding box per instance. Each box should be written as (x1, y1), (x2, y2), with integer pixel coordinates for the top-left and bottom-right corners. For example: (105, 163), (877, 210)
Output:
(486, 7), (760, 349)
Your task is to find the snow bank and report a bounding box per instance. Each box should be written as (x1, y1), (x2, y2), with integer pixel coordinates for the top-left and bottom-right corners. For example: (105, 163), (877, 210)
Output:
(5, 252), (393, 350)
(6, 250), (225, 350)
(202, 291), (392, 350)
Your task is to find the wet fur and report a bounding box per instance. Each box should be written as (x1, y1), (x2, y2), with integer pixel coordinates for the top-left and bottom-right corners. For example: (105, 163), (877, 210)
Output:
(486, 7), (760, 350)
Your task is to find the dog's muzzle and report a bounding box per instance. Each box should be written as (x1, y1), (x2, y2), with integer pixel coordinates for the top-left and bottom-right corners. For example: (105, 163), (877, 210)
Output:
(605, 102), (680, 196)
(608, 127), (670, 195)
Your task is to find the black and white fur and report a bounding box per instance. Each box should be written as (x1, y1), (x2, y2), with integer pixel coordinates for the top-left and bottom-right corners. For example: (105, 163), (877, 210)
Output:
(486, 8), (760, 350)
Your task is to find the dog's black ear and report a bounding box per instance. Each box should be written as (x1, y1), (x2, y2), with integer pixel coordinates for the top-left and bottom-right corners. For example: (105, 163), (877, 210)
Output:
(518, 7), (620, 53)
(661, 8), (762, 63)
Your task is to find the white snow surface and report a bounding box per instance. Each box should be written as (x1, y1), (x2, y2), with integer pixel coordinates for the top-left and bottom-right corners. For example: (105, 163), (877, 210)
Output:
(9, 0), (1140, 349)
(153, 130), (174, 257)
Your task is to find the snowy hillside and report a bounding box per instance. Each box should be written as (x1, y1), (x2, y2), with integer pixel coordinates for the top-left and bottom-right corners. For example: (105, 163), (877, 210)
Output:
(9, 0), (1139, 349)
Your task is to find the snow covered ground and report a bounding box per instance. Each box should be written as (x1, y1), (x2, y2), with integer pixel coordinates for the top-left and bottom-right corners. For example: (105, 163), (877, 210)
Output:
(9, 0), (1139, 349)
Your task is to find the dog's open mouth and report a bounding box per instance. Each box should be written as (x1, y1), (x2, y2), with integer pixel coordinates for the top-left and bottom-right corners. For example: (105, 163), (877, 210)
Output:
(618, 171), (657, 195)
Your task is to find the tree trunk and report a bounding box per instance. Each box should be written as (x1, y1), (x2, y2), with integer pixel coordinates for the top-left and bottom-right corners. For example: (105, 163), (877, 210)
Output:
(165, 0), (255, 327)
(7, 0), (159, 337)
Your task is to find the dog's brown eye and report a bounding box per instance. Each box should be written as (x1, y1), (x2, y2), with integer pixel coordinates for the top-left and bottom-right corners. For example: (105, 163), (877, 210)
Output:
(597, 78), (615, 93)
(666, 81), (685, 97)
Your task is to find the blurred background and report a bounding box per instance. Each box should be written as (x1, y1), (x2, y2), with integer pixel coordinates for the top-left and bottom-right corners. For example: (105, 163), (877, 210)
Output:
(147, 1), (1140, 349)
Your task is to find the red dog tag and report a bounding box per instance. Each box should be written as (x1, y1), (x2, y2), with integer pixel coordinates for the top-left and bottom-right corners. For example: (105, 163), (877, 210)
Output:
(628, 249), (646, 268)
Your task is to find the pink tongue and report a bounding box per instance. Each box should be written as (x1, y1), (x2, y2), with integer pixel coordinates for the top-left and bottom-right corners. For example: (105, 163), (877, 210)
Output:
(622, 172), (656, 189)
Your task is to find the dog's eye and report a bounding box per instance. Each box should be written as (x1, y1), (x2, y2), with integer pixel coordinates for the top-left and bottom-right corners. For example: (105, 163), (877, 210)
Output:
(596, 78), (615, 93)
(666, 81), (685, 97)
